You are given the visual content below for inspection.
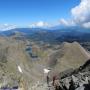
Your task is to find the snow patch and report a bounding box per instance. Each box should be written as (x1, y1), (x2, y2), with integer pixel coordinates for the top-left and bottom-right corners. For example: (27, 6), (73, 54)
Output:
(18, 66), (23, 73)
(43, 68), (50, 74)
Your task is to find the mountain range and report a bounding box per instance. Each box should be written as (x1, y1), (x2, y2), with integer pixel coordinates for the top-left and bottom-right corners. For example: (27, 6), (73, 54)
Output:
(0, 27), (90, 44)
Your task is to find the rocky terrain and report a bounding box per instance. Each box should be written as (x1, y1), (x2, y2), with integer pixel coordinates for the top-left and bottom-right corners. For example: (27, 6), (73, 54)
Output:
(0, 32), (90, 90)
(47, 42), (90, 77)
(29, 59), (90, 90)
(57, 59), (90, 90)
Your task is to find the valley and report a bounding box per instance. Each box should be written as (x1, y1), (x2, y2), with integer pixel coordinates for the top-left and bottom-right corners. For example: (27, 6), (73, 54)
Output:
(0, 28), (90, 90)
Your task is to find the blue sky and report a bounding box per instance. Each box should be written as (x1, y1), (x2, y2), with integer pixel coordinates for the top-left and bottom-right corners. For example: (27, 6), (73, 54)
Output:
(0, 0), (80, 27)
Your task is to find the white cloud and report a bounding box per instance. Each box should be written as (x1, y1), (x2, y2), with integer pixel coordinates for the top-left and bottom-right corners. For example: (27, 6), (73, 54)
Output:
(82, 22), (90, 28)
(0, 24), (17, 31)
(29, 21), (50, 28)
(59, 0), (90, 28)
(59, 18), (69, 26)
(59, 18), (75, 26)
(71, 0), (90, 24)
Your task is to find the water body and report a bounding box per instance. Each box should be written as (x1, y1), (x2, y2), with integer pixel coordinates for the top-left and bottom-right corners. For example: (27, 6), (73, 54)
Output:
(26, 46), (38, 59)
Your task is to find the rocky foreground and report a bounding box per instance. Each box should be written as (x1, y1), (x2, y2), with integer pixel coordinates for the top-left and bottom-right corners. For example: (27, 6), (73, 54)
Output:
(1, 59), (90, 90)
(29, 59), (90, 90)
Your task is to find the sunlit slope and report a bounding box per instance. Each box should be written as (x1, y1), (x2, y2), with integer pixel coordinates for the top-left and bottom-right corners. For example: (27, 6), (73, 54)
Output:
(48, 42), (90, 72)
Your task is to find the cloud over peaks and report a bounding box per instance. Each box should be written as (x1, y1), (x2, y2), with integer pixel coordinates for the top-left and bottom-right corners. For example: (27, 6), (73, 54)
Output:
(29, 21), (50, 28)
(82, 22), (90, 28)
(59, 18), (75, 26)
(0, 24), (17, 31)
